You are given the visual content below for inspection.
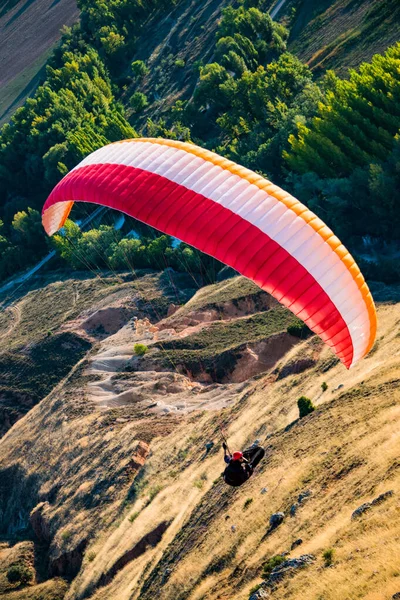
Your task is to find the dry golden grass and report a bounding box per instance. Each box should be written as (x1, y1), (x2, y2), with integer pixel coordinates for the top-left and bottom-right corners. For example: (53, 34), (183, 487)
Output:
(1, 278), (400, 600)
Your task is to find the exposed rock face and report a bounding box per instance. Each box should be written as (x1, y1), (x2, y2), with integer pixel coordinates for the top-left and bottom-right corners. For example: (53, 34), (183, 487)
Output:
(49, 538), (88, 579)
(228, 334), (299, 383)
(351, 502), (372, 519)
(0, 464), (40, 535)
(351, 490), (394, 520)
(277, 358), (316, 379)
(81, 307), (134, 337)
(30, 502), (52, 544)
(98, 520), (172, 587)
(269, 512), (285, 531)
(298, 490), (312, 503)
(161, 293), (277, 333)
(249, 587), (270, 599)
(267, 555), (316, 586)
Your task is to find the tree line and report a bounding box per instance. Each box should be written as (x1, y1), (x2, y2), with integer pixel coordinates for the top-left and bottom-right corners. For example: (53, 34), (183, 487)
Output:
(0, 0), (399, 284)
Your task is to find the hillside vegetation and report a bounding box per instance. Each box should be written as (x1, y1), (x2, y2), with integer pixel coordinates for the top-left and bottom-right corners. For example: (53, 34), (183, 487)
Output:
(0, 271), (400, 600)
(0, 0), (399, 291)
(1, 2), (400, 600)
(287, 0), (400, 75)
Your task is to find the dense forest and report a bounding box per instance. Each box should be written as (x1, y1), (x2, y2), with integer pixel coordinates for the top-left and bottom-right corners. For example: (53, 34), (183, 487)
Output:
(0, 0), (399, 284)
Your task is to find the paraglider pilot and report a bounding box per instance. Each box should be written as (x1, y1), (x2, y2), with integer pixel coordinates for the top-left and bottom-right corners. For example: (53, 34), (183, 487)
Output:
(223, 442), (265, 487)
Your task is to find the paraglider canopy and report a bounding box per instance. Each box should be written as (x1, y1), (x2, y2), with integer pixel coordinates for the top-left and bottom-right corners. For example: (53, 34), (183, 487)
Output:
(42, 138), (377, 368)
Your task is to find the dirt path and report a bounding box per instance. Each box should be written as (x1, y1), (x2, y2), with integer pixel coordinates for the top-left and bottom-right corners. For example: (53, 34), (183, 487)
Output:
(270, 0), (288, 19)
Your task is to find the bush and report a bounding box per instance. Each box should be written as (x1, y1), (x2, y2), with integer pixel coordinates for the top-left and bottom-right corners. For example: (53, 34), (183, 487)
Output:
(134, 343), (148, 356)
(249, 583), (262, 594)
(148, 484), (163, 503)
(321, 381), (328, 392)
(87, 551), (96, 562)
(130, 92), (149, 113)
(297, 396), (315, 418)
(262, 555), (286, 579)
(6, 564), (33, 585)
(131, 59), (149, 79)
(243, 497), (253, 510)
(287, 322), (312, 338)
(175, 58), (185, 68)
(128, 511), (139, 523)
(61, 530), (72, 542)
(323, 548), (335, 566)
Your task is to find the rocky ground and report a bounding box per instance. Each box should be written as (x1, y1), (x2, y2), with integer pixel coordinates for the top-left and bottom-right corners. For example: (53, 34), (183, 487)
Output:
(1, 270), (400, 600)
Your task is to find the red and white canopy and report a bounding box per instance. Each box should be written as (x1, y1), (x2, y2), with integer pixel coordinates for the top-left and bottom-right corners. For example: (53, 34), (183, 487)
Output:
(42, 138), (377, 368)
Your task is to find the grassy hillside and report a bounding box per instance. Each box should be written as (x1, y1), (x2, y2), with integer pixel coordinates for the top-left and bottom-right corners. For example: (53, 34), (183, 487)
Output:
(1, 272), (400, 600)
(285, 0), (400, 75)
(0, 270), (198, 436)
(123, 0), (400, 123)
(2, 0), (398, 127)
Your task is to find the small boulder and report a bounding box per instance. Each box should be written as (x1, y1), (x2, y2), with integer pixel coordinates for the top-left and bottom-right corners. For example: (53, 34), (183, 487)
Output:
(298, 489), (312, 503)
(205, 441), (214, 454)
(352, 490), (394, 520)
(260, 487), (268, 495)
(249, 587), (270, 599)
(392, 593), (400, 599)
(371, 490), (394, 506)
(290, 503), (298, 517)
(269, 512), (285, 530)
(351, 502), (372, 520)
(291, 539), (303, 550)
(267, 555), (315, 585)
(162, 567), (172, 584)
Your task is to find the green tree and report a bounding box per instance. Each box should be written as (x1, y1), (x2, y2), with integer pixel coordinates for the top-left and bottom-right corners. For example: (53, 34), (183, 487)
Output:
(131, 60), (149, 80)
(130, 92), (149, 113)
(297, 396), (315, 419)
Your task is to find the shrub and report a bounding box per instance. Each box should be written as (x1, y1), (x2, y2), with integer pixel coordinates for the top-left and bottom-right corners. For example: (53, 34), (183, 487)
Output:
(177, 448), (189, 461)
(130, 92), (149, 113)
(87, 551), (96, 562)
(249, 583), (262, 594)
(262, 555), (286, 579)
(297, 396), (315, 418)
(61, 530), (72, 542)
(128, 511), (139, 523)
(321, 381), (328, 392)
(131, 59), (149, 79)
(323, 548), (335, 566)
(148, 484), (163, 503)
(6, 564), (33, 585)
(243, 497), (253, 510)
(134, 343), (148, 356)
(175, 58), (185, 68)
(193, 479), (204, 489)
(287, 322), (312, 338)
